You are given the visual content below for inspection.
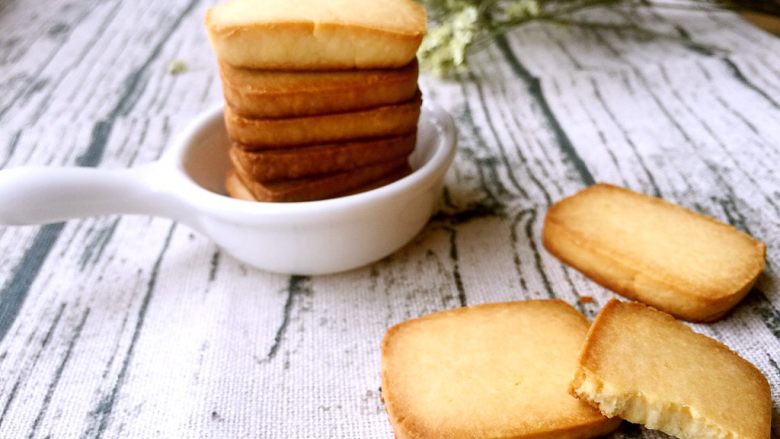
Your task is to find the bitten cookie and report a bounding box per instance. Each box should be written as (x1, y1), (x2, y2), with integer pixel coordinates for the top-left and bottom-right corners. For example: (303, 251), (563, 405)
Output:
(381, 300), (621, 439)
(543, 183), (765, 322)
(571, 299), (771, 439)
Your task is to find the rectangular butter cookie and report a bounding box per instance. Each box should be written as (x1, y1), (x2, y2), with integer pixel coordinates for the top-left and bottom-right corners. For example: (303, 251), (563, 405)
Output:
(543, 183), (765, 322)
(227, 158), (409, 202)
(224, 94), (421, 149)
(219, 60), (418, 118)
(381, 300), (621, 439)
(571, 299), (771, 439)
(229, 131), (415, 182)
(205, 0), (426, 70)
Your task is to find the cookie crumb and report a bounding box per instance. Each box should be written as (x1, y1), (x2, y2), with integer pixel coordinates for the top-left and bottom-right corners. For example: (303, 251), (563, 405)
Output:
(168, 59), (188, 75)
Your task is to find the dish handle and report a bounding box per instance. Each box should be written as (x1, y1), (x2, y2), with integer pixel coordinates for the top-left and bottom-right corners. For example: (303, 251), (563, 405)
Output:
(0, 164), (193, 226)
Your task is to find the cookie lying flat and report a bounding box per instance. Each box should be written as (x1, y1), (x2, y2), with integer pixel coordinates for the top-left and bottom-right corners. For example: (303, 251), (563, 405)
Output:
(230, 158), (409, 202)
(224, 94), (421, 149)
(230, 132), (416, 182)
(205, 0), (426, 69)
(571, 299), (771, 439)
(381, 300), (621, 439)
(543, 183), (765, 322)
(225, 165), (411, 202)
(219, 60), (418, 118)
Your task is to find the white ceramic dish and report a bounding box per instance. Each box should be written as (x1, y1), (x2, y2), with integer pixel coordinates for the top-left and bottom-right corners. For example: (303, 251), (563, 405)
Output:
(0, 104), (456, 275)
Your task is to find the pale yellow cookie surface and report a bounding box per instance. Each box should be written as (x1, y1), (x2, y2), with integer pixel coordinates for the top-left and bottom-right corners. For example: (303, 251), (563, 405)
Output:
(206, 0), (426, 69)
(543, 183), (765, 321)
(571, 299), (771, 439)
(381, 300), (620, 439)
(224, 170), (256, 201)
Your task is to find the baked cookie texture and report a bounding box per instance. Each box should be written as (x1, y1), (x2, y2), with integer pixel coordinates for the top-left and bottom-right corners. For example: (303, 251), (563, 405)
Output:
(571, 299), (771, 439)
(543, 183), (765, 322)
(219, 60), (418, 118)
(207, 0), (425, 202)
(205, 0), (426, 69)
(224, 170), (256, 201)
(230, 157), (409, 202)
(224, 94), (421, 148)
(381, 300), (621, 439)
(230, 132), (416, 182)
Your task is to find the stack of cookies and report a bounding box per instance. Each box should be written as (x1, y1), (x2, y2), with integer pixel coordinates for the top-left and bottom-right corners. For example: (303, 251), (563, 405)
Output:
(205, 0), (427, 202)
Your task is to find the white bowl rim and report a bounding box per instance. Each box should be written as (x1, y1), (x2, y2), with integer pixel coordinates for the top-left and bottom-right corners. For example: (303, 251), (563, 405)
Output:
(162, 103), (457, 219)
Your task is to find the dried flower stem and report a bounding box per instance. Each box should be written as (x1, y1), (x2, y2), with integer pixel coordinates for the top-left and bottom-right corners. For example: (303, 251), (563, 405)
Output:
(418, 0), (779, 76)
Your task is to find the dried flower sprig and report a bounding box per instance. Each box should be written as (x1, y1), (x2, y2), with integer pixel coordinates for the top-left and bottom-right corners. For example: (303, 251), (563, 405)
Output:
(418, 0), (780, 76)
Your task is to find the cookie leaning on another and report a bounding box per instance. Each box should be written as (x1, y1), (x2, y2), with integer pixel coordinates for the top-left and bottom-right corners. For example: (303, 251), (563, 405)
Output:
(543, 183), (765, 322)
(381, 301), (621, 439)
(571, 299), (771, 439)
